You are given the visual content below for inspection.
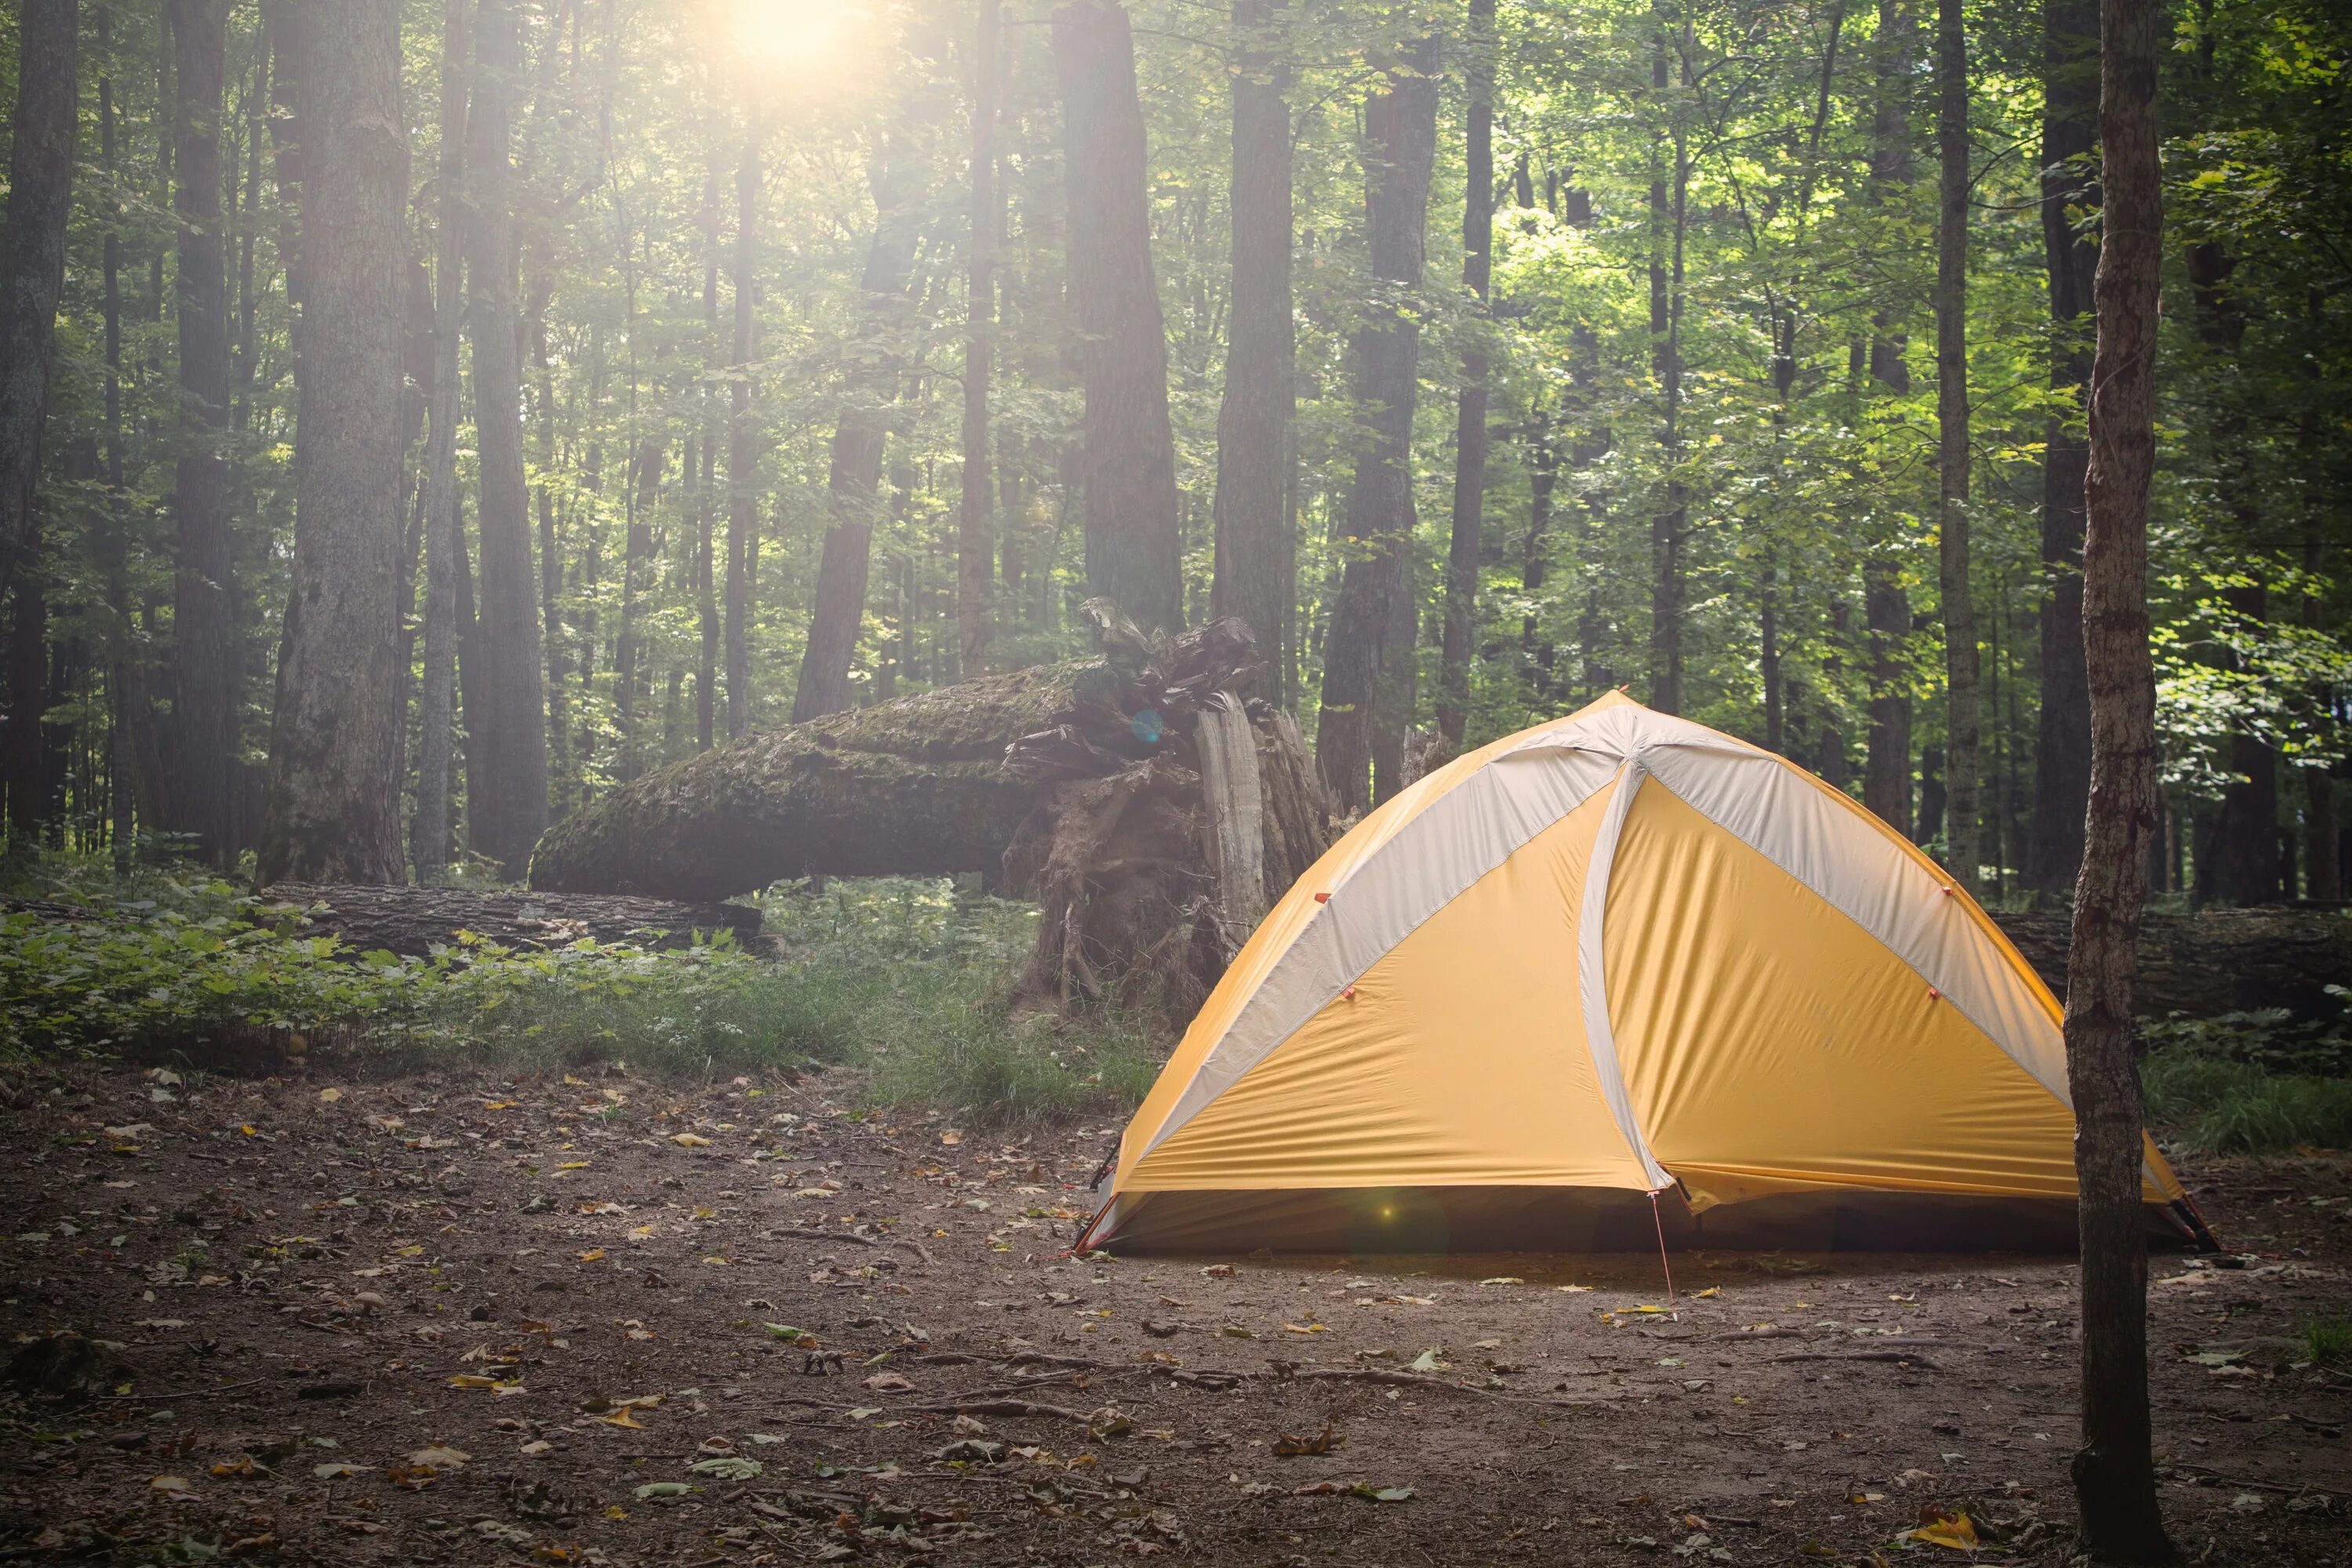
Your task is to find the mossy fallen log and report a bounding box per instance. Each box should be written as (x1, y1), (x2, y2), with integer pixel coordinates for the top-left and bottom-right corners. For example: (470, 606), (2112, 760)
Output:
(528, 659), (1122, 902)
(1990, 906), (2350, 1024)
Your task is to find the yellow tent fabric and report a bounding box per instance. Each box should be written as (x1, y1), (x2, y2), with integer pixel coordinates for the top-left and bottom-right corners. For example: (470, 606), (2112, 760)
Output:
(1080, 693), (2200, 1254)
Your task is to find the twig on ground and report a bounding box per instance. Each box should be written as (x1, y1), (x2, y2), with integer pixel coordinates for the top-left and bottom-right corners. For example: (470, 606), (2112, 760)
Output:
(764, 1226), (933, 1265)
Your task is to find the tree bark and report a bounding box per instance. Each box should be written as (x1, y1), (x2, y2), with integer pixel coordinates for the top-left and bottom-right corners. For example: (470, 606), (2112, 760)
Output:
(957, 0), (1004, 683)
(615, 431), (662, 779)
(1438, 0), (1497, 750)
(1649, 31), (1690, 715)
(411, 0), (469, 883)
(258, 0), (409, 885)
(1862, 0), (1915, 815)
(1052, 0), (1183, 633)
(2065, 0), (2175, 1554)
(0, 0), (77, 604)
(1863, 562), (1914, 835)
(1210, 0), (1296, 710)
(793, 123), (929, 721)
(1936, 0), (1982, 896)
(2, 571), (45, 841)
(2026, 0), (2100, 896)
(463, 0), (549, 877)
(166, 0), (238, 867)
(1316, 38), (1439, 813)
(724, 125), (760, 739)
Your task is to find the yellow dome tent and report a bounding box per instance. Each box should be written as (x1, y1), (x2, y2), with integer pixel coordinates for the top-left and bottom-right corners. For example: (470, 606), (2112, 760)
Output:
(1078, 693), (2211, 1254)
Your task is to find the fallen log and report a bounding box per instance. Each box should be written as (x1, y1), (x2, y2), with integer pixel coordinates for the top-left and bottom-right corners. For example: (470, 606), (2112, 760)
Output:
(1990, 906), (2350, 1024)
(255, 883), (761, 954)
(528, 659), (1116, 902)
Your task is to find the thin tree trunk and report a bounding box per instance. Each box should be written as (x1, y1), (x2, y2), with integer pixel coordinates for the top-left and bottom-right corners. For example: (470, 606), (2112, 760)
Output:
(1936, 0), (1982, 895)
(258, 0), (409, 884)
(793, 127), (929, 721)
(0, 0), (78, 602)
(1863, 0), (1915, 811)
(1052, 0), (1182, 633)
(99, 45), (145, 865)
(411, 0), (468, 883)
(2065, 0), (2174, 1555)
(2027, 0), (2100, 896)
(1315, 35), (1439, 812)
(695, 174), (720, 753)
(168, 0), (238, 866)
(1438, 0), (1497, 749)
(615, 433), (661, 779)
(724, 125), (760, 739)
(956, 0), (1004, 681)
(463, 0), (549, 876)
(1210, 0), (1295, 705)
(1648, 31), (1690, 715)
(3, 572), (45, 841)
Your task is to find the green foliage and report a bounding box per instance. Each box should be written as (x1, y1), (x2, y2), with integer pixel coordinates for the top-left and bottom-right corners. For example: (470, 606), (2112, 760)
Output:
(2300, 1314), (2352, 1369)
(2140, 1003), (2352, 1155)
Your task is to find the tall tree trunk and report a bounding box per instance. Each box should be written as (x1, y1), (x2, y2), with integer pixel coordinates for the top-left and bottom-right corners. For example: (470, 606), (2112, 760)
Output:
(1863, 563), (1915, 833)
(168, 0), (238, 866)
(1648, 31), (1690, 714)
(1863, 0), (1915, 815)
(695, 174), (720, 753)
(956, 0), (1004, 681)
(0, 0), (77, 603)
(2027, 0), (2100, 896)
(259, 0), (409, 884)
(1315, 36), (1439, 812)
(615, 433), (661, 779)
(1210, 0), (1295, 706)
(411, 0), (468, 883)
(1936, 0), (1982, 895)
(2066, 2), (2174, 1558)
(3, 571), (45, 842)
(724, 125), (760, 739)
(793, 128), (928, 721)
(99, 45), (146, 865)
(463, 0), (549, 877)
(1438, 0), (1497, 749)
(1052, 0), (1182, 633)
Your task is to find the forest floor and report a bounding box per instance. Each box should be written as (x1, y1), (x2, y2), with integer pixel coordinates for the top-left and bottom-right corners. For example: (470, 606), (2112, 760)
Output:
(1, 1062), (2347, 1567)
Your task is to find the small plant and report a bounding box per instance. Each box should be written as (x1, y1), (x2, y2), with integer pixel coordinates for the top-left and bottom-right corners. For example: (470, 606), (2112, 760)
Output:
(2298, 1313), (2351, 1368)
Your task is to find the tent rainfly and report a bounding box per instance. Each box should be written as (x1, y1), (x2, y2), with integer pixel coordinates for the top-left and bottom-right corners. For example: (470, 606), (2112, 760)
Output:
(1078, 694), (2215, 1255)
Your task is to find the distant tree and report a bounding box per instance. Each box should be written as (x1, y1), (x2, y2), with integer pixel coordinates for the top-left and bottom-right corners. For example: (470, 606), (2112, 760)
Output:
(0, 0), (77, 604)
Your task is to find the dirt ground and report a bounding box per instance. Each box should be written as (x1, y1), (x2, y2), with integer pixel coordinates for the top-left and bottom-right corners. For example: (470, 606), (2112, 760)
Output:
(2, 1062), (2347, 1566)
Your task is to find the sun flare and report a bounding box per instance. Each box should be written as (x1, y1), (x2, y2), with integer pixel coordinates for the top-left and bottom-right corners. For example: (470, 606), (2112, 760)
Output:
(724, 0), (854, 75)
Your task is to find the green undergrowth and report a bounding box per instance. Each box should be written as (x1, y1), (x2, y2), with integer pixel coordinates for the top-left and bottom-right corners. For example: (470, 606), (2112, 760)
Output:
(0, 858), (1163, 1124)
(2140, 1002), (2352, 1156)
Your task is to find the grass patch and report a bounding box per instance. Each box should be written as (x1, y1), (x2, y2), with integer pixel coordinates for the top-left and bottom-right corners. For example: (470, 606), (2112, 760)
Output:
(1, 856), (1167, 1123)
(2141, 1046), (2352, 1156)
(2300, 1313), (2352, 1369)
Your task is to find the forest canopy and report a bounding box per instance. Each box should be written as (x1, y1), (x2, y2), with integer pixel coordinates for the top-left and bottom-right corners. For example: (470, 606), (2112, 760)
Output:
(0, 0), (2344, 906)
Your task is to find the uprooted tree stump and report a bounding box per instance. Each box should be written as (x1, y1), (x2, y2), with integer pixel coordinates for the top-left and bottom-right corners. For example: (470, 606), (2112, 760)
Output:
(529, 603), (1334, 1022)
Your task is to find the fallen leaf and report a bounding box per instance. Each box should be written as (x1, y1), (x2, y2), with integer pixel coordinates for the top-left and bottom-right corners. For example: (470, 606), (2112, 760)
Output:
(671, 1133), (711, 1148)
(862, 1372), (914, 1394)
(318, 1087), (343, 1102)
(1907, 1508), (1978, 1549)
(690, 1456), (763, 1480)
(408, 1446), (470, 1469)
(633, 1481), (692, 1500)
(1272, 1423), (1342, 1457)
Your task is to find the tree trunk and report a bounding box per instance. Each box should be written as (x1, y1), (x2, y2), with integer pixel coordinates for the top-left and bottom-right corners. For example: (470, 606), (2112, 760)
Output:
(615, 433), (662, 779)
(2, 572), (45, 841)
(411, 0), (468, 883)
(166, 0), (238, 867)
(1863, 561), (1914, 835)
(2026, 0), (2100, 897)
(1210, 0), (1296, 710)
(464, 0), (549, 877)
(2065, 0), (2175, 1554)
(0, 0), (77, 603)
(1649, 33), (1690, 715)
(1316, 37), (1439, 813)
(1936, 0), (1982, 896)
(793, 126), (929, 721)
(957, 0), (1004, 683)
(1052, 0), (1182, 633)
(1438, 0), (1497, 750)
(1862, 0), (1915, 810)
(258, 0), (409, 885)
(724, 125), (760, 740)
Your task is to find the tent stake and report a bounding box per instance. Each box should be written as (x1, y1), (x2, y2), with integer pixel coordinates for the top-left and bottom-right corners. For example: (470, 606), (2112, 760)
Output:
(1649, 1190), (1677, 1306)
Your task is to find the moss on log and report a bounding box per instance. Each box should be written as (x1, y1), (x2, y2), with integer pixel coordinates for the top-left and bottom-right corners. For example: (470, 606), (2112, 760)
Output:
(528, 660), (1122, 902)
(1990, 906), (2350, 1023)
